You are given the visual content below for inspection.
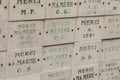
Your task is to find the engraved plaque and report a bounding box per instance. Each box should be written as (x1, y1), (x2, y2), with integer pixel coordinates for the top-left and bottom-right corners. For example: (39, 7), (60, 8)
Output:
(102, 15), (120, 39)
(101, 39), (120, 62)
(0, 22), (8, 51)
(100, 60), (120, 80)
(78, 0), (105, 16)
(43, 18), (76, 46)
(9, 0), (45, 21)
(41, 68), (71, 80)
(6, 48), (42, 78)
(75, 17), (103, 42)
(0, 52), (6, 80)
(73, 40), (101, 67)
(6, 73), (40, 80)
(42, 44), (73, 71)
(105, 0), (120, 15)
(46, 0), (77, 18)
(72, 64), (99, 80)
(8, 21), (43, 50)
(0, 0), (8, 21)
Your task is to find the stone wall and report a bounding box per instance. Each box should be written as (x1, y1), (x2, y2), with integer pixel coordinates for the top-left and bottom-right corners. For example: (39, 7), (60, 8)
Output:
(0, 0), (120, 80)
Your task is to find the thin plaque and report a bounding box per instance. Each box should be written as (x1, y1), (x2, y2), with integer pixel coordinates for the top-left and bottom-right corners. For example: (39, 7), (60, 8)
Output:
(41, 68), (71, 80)
(43, 18), (76, 46)
(6, 73), (41, 80)
(75, 17), (103, 42)
(42, 44), (73, 71)
(0, 52), (6, 80)
(46, 0), (77, 18)
(6, 48), (42, 78)
(78, 0), (105, 16)
(73, 40), (101, 67)
(101, 39), (120, 62)
(100, 60), (120, 80)
(0, 22), (8, 51)
(102, 16), (120, 39)
(9, 0), (45, 21)
(8, 21), (43, 50)
(105, 0), (120, 15)
(0, 0), (8, 21)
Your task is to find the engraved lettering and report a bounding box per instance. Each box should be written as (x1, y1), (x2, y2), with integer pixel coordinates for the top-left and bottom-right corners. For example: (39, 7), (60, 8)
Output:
(17, 0), (41, 4)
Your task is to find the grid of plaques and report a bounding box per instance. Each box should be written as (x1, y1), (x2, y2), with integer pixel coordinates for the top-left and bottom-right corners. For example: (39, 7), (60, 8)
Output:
(0, 0), (120, 80)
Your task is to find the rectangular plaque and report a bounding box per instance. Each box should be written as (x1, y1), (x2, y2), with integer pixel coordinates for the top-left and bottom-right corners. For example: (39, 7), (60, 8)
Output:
(6, 48), (42, 78)
(42, 44), (73, 71)
(0, 22), (8, 51)
(72, 64), (99, 80)
(0, 0), (8, 21)
(101, 39), (120, 62)
(6, 73), (40, 80)
(100, 60), (120, 80)
(46, 0), (77, 18)
(41, 68), (71, 80)
(9, 0), (45, 21)
(78, 0), (105, 16)
(105, 0), (120, 15)
(102, 15), (120, 39)
(75, 17), (103, 42)
(8, 21), (43, 50)
(0, 52), (6, 80)
(43, 18), (76, 46)
(73, 40), (101, 67)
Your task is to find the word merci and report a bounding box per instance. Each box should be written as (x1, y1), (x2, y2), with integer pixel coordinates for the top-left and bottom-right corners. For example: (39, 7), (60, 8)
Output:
(17, 0), (41, 4)
(9, 50), (37, 66)
(81, 19), (99, 26)
(74, 67), (95, 80)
